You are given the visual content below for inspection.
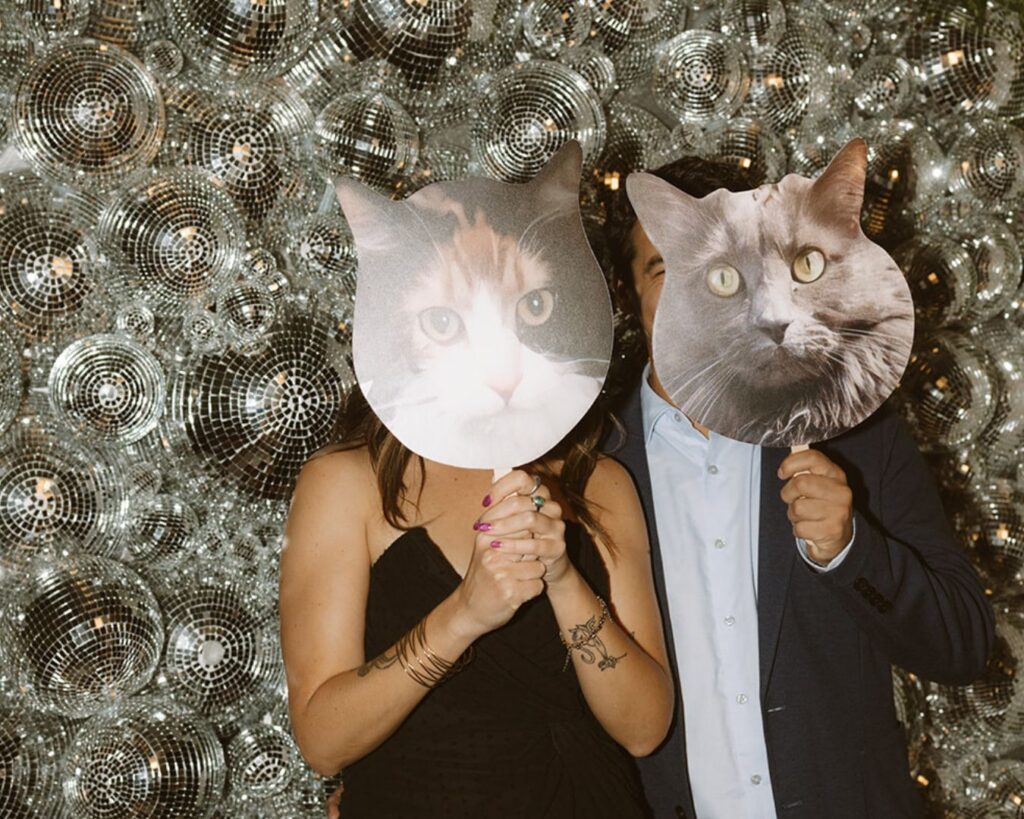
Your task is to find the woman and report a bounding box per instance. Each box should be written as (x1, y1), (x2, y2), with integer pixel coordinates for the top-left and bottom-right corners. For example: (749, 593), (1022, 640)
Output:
(279, 400), (673, 817)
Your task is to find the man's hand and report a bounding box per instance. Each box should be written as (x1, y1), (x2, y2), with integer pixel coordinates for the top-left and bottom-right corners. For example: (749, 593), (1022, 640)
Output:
(779, 448), (854, 564)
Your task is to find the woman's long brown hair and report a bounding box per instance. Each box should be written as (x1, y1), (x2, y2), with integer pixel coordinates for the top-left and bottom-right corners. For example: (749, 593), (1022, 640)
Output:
(323, 386), (616, 553)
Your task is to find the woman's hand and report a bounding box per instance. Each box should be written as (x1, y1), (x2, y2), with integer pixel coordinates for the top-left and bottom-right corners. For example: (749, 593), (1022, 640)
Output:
(473, 469), (573, 587)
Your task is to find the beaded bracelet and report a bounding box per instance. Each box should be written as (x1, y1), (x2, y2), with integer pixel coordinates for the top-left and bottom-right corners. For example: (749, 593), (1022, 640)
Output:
(559, 595), (610, 671)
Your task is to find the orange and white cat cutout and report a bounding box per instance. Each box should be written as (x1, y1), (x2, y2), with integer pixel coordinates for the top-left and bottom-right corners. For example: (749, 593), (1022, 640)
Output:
(625, 138), (915, 449)
(334, 141), (613, 474)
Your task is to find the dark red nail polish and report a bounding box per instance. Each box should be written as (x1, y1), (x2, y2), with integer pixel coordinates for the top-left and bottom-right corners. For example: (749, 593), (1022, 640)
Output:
(490, 540), (501, 549)
(482, 494), (492, 507)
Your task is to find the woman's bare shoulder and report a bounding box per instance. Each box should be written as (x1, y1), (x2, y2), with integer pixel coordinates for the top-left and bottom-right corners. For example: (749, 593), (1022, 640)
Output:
(298, 443), (372, 486)
(289, 444), (377, 523)
(585, 455), (638, 502)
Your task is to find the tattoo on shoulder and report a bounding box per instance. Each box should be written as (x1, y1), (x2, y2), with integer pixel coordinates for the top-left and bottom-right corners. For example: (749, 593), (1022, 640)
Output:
(356, 646), (399, 677)
(567, 616), (626, 672)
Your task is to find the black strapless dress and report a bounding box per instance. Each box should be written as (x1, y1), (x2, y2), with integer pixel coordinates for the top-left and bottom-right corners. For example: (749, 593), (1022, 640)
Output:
(336, 522), (652, 819)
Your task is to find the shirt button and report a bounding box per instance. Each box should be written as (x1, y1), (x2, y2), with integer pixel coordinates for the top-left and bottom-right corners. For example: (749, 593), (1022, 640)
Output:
(707, 464), (719, 474)
(673, 412), (682, 422)
(724, 616), (735, 626)
(736, 693), (748, 704)
(751, 774), (762, 785)
(714, 538), (726, 550)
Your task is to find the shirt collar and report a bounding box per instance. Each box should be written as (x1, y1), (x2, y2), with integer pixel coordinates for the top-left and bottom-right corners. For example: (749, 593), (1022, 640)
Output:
(640, 362), (679, 444)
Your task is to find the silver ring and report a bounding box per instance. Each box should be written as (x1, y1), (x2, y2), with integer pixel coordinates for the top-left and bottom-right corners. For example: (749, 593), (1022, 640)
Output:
(527, 473), (542, 496)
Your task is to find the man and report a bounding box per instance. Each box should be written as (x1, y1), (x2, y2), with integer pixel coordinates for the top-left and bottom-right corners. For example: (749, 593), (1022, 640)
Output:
(602, 157), (994, 819)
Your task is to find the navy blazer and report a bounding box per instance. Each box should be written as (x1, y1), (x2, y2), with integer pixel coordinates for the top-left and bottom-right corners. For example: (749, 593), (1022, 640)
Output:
(609, 384), (994, 819)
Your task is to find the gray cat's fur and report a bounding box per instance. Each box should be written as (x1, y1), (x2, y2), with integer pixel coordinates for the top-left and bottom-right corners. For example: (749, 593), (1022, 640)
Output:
(626, 139), (914, 446)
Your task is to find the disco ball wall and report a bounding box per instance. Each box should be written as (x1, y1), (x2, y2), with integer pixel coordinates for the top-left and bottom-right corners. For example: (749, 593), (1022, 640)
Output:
(0, 0), (1022, 816)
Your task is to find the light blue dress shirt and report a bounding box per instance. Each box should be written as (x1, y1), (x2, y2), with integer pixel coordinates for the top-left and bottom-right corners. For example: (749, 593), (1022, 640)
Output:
(640, 368), (852, 819)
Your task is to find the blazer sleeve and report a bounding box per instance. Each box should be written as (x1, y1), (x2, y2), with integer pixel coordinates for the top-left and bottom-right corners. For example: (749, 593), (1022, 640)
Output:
(816, 410), (995, 685)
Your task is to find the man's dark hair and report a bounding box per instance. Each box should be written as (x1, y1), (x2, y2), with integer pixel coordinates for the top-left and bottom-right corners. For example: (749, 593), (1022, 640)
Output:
(605, 156), (755, 316)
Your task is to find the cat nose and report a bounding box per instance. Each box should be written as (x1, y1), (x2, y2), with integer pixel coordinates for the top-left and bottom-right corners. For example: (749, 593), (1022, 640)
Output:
(761, 322), (790, 345)
(487, 370), (522, 405)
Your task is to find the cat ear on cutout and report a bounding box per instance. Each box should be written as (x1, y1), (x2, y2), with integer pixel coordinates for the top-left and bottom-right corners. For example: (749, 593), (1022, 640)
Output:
(527, 140), (583, 198)
(625, 172), (704, 258)
(333, 175), (400, 252)
(809, 138), (867, 234)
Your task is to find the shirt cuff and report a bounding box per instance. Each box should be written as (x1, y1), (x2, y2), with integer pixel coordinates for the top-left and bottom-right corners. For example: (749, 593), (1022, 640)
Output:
(796, 518), (856, 572)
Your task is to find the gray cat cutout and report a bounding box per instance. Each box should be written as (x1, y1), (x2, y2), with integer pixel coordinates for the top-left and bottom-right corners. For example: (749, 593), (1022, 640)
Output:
(334, 141), (613, 470)
(626, 138), (914, 447)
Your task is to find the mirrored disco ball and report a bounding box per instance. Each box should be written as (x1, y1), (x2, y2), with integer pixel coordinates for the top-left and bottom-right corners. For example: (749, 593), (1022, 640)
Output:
(61, 696), (225, 819)
(115, 301), (156, 341)
(171, 312), (355, 499)
(787, 116), (855, 176)
(216, 278), (277, 349)
(3, 0), (91, 40)
(0, 708), (71, 819)
(956, 218), (1023, 323)
(948, 120), (1024, 206)
(906, 3), (1024, 120)
(651, 30), (749, 124)
(472, 59), (605, 183)
(972, 481), (1024, 588)
(163, 0), (317, 82)
(1, 553), (163, 718)
(598, 101), (670, 184)
(160, 580), (283, 727)
(719, 0), (785, 51)
(808, 0), (897, 25)
(861, 118), (948, 243)
(701, 116), (786, 185)
(85, 0), (158, 48)
(849, 54), (915, 118)
(970, 320), (1024, 480)
(562, 46), (618, 103)
(97, 168), (246, 314)
(47, 333), (166, 445)
(650, 121), (706, 167)
(142, 37), (184, 78)
(0, 172), (104, 339)
(591, 0), (678, 55)
(745, 29), (833, 132)
(0, 326), (21, 439)
(282, 15), (358, 112)
(983, 759), (1024, 816)
(0, 21), (36, 90)
(123, 492), (199, 569)
(278, 212), (358, 300)
(522, 0), (590, 58)
(313, 91), (419, 191)
(893, 236), (976, 328)
(934, 603), (1024, 754)
(346, 0), (472, 89)
(12, 38), (164, 189)
(892, 668), (928, 769)
(0, 421), (127, 555)
(226, 722), (300, 799)
(175, 80), (317, 228)
(898, 331), (997, 450)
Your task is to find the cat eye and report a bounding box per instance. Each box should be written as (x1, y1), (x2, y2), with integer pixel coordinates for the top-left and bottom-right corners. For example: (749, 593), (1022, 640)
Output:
(792, 248), (826, 283)
(517, 288), (556, 327)
(419, 307), (464, 344)
(706, 265), (741, 297)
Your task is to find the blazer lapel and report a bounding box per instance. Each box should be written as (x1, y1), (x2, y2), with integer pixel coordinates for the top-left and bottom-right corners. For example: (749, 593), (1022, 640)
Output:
(758, 445), (797, 699)
(609, 387), (678, 671)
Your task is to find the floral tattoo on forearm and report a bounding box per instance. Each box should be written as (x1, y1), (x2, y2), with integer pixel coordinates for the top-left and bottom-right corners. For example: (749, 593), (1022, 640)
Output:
(566, 615), (626, 671)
